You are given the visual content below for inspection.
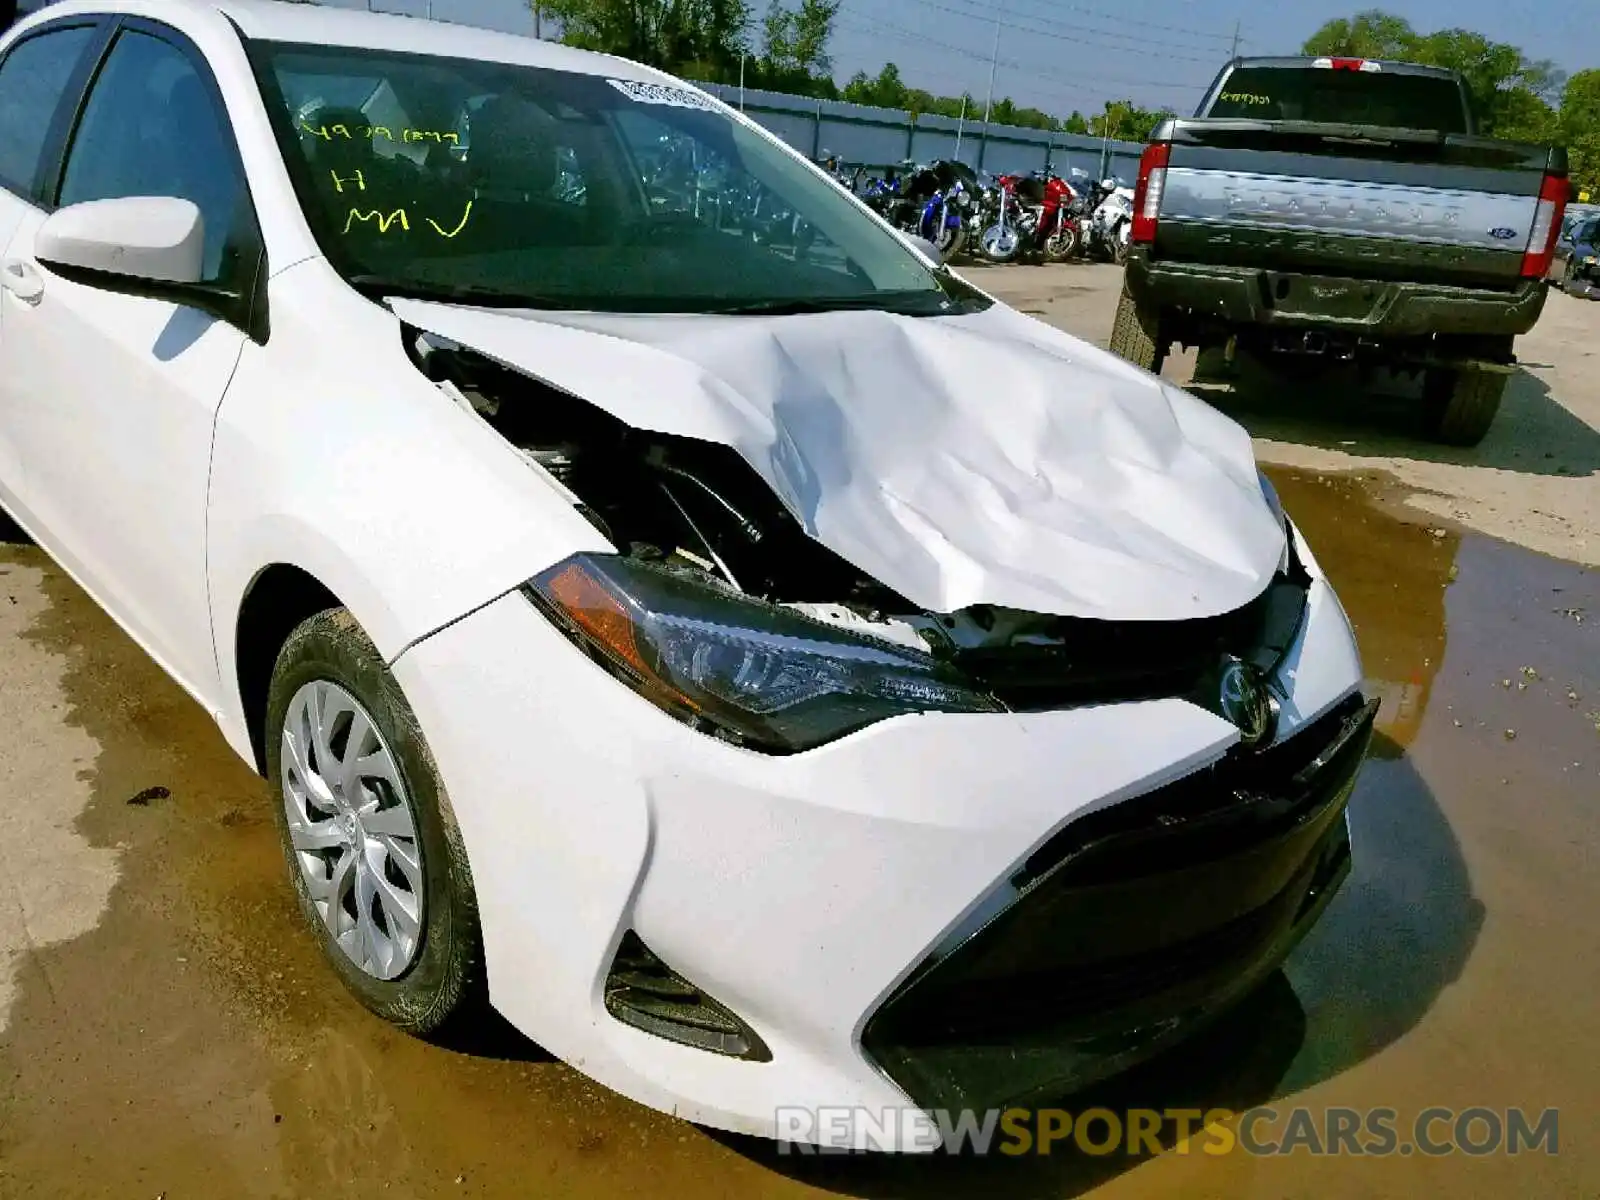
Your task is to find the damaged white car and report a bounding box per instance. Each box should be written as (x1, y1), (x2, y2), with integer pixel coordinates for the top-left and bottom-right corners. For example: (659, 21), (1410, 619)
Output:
(0, 0), (1376, 1150)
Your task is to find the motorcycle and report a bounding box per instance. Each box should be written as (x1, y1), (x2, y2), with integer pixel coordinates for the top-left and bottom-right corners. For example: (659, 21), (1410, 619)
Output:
(981, 171), (1080, 263)
(898, 160), (977, 262)
(976, 174), (1024, 263)
(1081, 177), (1135, 263)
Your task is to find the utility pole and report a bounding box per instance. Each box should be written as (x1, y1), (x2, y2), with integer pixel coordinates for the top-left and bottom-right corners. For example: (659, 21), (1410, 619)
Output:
(739, 52), (746, 110)
(1229, 18), (1241, 59)
(980, 0), (1002, 170)
(534, 2), (542, 38)
(954, 94), (967, 162)
(981, 0), (1002, 130)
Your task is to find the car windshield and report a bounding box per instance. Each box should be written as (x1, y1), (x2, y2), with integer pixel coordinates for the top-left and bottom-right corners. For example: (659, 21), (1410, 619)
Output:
(248, 41), (971, 315)
(1205, 66), (1468, 133)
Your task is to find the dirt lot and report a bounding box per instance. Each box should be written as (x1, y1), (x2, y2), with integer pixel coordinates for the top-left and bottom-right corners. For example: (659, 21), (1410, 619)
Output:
(1, 264), (1597, 1199)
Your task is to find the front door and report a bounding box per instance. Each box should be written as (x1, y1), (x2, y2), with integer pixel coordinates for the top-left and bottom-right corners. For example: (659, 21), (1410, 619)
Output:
(0, 22), (261, 698)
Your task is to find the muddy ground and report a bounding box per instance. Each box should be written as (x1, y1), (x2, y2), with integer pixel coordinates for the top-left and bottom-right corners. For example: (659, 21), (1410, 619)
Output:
(1, 265), (1597, 1198)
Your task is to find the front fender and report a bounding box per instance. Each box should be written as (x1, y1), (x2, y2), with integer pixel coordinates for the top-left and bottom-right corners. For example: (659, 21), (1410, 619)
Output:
(207, 257), (609, 759)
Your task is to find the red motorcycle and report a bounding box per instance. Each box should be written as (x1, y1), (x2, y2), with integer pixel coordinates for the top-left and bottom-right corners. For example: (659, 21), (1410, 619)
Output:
(994, 172), (1081, 263)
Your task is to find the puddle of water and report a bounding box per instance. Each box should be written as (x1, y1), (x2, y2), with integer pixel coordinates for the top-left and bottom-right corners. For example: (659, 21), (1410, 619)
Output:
(0, 473), (1596, 1198)
(0, 553), (117, 1036)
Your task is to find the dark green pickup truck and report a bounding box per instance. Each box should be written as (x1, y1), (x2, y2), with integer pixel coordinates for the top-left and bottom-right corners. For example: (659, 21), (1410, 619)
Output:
(1112, 55), (1569, 446)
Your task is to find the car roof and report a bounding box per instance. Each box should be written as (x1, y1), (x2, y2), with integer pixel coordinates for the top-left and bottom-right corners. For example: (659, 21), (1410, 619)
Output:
(30, 0), (665, 82)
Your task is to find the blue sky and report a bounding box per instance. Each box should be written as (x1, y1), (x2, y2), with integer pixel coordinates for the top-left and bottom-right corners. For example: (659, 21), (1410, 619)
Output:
(345, 0), (1595, 117)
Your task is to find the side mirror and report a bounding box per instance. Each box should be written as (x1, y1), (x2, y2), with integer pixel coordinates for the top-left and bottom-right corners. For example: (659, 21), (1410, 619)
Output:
(36, 196), (204, 285)
(907, 234), (943, 262)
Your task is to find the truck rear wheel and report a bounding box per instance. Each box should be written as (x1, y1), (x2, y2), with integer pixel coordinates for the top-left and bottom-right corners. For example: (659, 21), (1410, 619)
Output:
(1109, 284), (1167, 374)
(1423, 367), (1506, 447)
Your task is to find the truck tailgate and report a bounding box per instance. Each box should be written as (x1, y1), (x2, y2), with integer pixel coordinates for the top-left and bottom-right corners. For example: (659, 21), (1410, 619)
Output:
(1153, 119), (1561, 288)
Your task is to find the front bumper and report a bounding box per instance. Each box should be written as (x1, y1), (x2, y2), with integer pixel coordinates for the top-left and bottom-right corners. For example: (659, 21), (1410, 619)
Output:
(1125, 249), (1549, 340)
(863, 694), (1372, 1114)
(390, 527), (1366, 1149)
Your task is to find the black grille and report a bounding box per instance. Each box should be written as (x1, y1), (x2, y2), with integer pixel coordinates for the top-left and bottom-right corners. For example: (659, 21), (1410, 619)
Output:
(861, 695), (1375, 1113)
(954, 573), (1310, 713)
(604, 932), (771, 1061)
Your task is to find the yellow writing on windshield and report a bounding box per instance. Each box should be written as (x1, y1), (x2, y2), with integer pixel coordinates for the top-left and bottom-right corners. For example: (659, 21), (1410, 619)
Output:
(330, 169), (366, 193)
(344, 207), (410, 234)
(1219, 91), (1271, 106)
(339, 200), (475, 239)
(425, 200), (474, 239)
(301, 120), (459, 145)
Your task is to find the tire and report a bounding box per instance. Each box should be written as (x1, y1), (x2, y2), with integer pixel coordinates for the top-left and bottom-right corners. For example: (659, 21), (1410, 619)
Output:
(937, 223), (966, 262)
(265, 608), (481, 1034)
(1043, 223), (1078, 262)
(980, 222), (1020, 263)
(1422, 367), (1506, 447)
(1108, 283), (1167, 373)
(1111, 222), (1131, 265)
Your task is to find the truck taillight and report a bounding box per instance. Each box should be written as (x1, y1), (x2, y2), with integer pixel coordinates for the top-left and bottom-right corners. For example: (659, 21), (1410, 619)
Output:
(1521, 173), (1568, 279)
(1131, 141), (1170, 245)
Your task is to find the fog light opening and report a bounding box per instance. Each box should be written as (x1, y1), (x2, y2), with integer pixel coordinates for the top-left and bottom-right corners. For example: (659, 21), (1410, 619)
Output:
(604, 931), (772, 1062)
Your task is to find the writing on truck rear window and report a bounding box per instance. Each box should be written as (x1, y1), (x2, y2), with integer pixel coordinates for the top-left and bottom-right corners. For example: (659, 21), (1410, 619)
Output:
(1205, 65), (1468, 133)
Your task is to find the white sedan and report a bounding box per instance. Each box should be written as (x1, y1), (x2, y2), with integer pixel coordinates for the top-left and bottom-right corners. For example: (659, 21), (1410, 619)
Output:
(0, 0), (1374, 1150)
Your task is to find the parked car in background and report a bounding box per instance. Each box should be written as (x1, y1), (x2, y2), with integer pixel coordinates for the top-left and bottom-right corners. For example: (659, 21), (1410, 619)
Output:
(1554, 214), (1600, 296)
(1113, 55), (1568, 446)
(1561, 203), (1600, 244)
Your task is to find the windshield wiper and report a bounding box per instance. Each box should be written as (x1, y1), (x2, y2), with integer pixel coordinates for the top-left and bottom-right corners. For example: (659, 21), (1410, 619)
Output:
(348, 275), (583, 310)
(705, 290), (959, 317)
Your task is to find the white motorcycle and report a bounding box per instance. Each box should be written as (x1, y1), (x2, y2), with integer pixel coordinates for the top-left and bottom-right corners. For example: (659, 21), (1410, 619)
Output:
(1086, 179), (1135, 264)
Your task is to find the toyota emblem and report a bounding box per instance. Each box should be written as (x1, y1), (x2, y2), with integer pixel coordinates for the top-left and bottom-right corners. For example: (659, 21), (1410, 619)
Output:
(1218, 656), (1277, 748)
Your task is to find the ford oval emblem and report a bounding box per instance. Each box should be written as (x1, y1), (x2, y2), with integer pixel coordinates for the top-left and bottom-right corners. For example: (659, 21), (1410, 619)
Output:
(1489, 227), (1518, 240)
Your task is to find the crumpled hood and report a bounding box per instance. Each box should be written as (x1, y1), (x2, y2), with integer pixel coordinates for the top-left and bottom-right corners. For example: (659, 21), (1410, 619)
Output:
(391, 296), (1285, 621)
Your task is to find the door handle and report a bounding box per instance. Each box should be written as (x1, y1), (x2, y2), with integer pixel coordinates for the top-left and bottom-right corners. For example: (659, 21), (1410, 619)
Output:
(0, 258), (43, 304)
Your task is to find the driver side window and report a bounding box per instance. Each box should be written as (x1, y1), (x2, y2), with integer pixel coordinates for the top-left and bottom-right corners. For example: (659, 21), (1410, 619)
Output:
(58, 29), (252, 285)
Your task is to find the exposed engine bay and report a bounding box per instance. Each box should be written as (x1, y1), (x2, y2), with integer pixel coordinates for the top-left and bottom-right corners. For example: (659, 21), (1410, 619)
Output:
(407, 326), (1312, 715)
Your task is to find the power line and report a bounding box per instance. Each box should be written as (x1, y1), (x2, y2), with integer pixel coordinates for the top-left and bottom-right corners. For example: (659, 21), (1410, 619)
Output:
(1029, 0), (1245, 43)
(907, 0), (1236, 61)
(834, 11), (1207, 96)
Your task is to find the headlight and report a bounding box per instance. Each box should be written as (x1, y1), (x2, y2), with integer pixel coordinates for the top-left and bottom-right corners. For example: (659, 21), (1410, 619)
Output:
(1584, 255), (1596, 265)
(525, 554), (1001, 753)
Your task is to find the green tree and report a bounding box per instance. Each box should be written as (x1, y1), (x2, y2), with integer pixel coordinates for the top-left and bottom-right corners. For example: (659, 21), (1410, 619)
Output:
(1303, 9), (1420, 59)
(1561, 70), (1600, 200)
(536, 0), (750, 81)
(842, 62), (909, 109)
(753, 0), (840, 97)
(1301, 12), (1565, 139)
(1087, 100), (1168, 142)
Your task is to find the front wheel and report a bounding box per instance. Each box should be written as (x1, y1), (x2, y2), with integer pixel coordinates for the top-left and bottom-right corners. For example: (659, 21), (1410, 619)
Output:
(1108, 283), (1168, 373)
(1422, 367), (1506, 447)
(980, 222), (1021, 263)
(266, 608), (482, 1034)
(1043, 222), (1078, 262)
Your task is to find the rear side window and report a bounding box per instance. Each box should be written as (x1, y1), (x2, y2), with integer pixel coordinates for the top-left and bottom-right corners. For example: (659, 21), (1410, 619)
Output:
(1206, 67), (1469, 134)
(0, 25), (96, 198)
